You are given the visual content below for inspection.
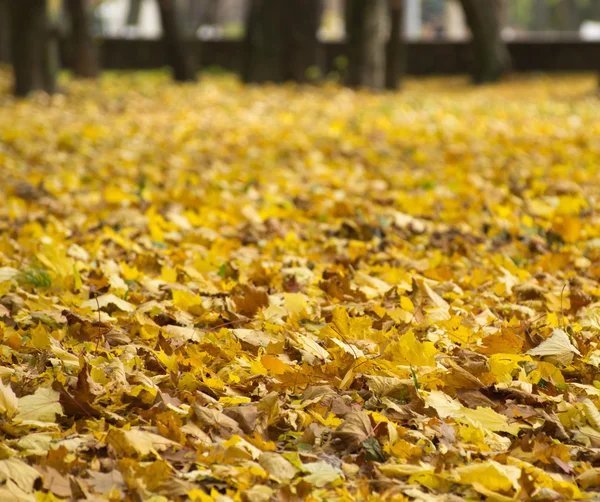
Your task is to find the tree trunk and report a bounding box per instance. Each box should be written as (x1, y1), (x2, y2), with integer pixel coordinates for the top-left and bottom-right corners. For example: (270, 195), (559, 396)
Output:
(458, 0), (511, 84)
(285, 0), (323, 83)
(531, 0), (548, 32)
(557, 0), (579, 32)
(126, 0), (143, 26)
(157, 0), (196, 82)
(44, 24), (60, 95)
(242, 0), (285, 83)
(200, 0), (219, 25)
(345, 0), (388, 89)
(66, 0), (99, 78)
(0, 0), (10, 63)
(243, 0), (322, 84)
(385, 0), (405, 90)
(9, 0), (56, 96)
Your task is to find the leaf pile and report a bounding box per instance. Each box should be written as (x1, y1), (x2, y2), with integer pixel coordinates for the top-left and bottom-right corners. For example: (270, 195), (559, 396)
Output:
(1, 73), (600, 501)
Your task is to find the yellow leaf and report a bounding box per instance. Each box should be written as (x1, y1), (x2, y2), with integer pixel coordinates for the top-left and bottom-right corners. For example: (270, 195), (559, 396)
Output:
(261, 355), (290, 375)
(161, 266), (178, 283)
(15, 387), (63, 423)
(81, 293), (135, 313)
(388, 308), (413, 323)
(425, 390), (461, 419)
(489, 353), (531, 383)
(284, 293), (308, 316)
(0, 381), (18, 417)
(104, 186), (131, 204)
(223, 435), (242, 448)
(552, 215), (581, 243)
(321, 307), (372, 341)
(0, 457), (41, 495)
(105, 427), (178, 458)
(527, 328), (581, 366)
(121, 262), (142, 281)
(154, 350), (177, 373)
(583, 399), (600, 431)
(535, 361), (565, 386)
(457, 407), (522, 436)
(187, 489), (214, 502)
(171, 290), (203, 313)
(73, 263), (82, 291)
(219, 396), (251, 405)
(388, 330), (438, 367)
(29, 323), (51, 350)
(372, 305), (387, 318)
(400, 296), (414, 311)
(309, 410), (342, 427)
(259, 452), (298, 483)
(250, 358), (268, 375)
(379, 464), (430, 477)
(454, 461), (520, 493)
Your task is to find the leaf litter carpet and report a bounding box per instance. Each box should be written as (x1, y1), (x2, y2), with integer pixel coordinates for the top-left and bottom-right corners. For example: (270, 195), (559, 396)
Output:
(1, 74), (600, 501)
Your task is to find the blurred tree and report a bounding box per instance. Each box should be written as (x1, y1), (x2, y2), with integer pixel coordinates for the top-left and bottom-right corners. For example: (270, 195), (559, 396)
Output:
(191, 0), (219, 34)
(243, 0), (322, 84)
(242, 0), (285, 82)
(556, 0), (579, 31)
(157, 0), (196, 81)
(201, 0), (219, 24)
(9, 0), (57, 96)
(346, 0), (388, 89)
(126, 0), (143, 27)
(531, 0), (548, 31)
(0, 0), (9, 63)
(458, 0), (511, 83)
(386, 0), (406, 90)
(287, 0), (323, 82)
(66, 0), (99, 78)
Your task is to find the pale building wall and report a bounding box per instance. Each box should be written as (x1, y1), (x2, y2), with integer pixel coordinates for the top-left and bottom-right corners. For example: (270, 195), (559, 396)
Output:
(97, 0), (161, 38)
(445, 0), (467, 40)
(404, 0), (422, 39)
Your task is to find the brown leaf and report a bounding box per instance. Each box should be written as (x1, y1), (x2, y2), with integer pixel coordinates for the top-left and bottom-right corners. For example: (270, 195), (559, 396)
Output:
(86, 470), (126, 495)
(192, 405), (242, 437)
(233, 285), (269, 317)
(223, 405), (259, 434)
(52, 381), (101, 419)
(331, 411), (372, 452)
(34, 466), (72, 498)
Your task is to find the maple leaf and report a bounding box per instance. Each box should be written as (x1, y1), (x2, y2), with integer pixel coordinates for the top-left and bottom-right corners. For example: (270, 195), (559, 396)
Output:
(527, 328), (581, 366)
(15, 387), (63, 424)
(0, 381), (19, 418)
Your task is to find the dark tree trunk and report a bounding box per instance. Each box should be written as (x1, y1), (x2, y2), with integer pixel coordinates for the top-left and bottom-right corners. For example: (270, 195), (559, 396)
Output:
(126, 0), (143, 26)
(9, 0), (56, 96)
(200, 0), (219, 25)
(385, 0), (405, 91)
(0, 0), (10, 63)
(66, 0), (99, 78)
(242, 0), (285, 83)
(557, 0), (579, 32)
(345, 0), (388, 89)
(458, 0), (511, 84)
(186, 0), (218, 35)
(243, 0), (322, 84)
(44, 25), (60, 95)
(157, 0), (196, 82)
(285, 0), (323, 83)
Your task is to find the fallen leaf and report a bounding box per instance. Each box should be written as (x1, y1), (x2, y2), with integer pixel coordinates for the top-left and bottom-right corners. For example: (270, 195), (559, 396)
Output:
(527, 328), (581, 365)
(15, 387), (63, 423)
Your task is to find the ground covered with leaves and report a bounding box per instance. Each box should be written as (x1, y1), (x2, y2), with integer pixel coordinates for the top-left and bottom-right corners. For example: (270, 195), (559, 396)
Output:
(1, 72), (600, 501)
